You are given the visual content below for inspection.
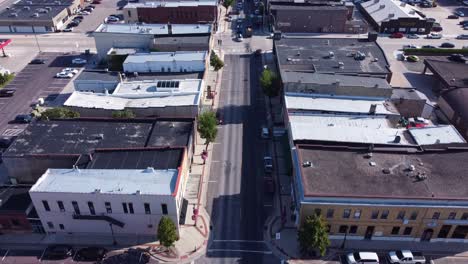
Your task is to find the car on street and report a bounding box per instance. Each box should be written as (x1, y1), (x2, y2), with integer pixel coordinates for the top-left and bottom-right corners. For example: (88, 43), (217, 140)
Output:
(74, 247), (107, 261)
(464, 25), (468, 30)
(455, 11), (465, 17)
(261, 127), (269, 138)
(457, 34), (468, 39)
(14, 114), (32, 123)
(407, 34), (419, 39)
(56, 72), (74, 78)
(346, 252), (379, 264)
(440, 42), (455, 48)
(264, 156), (273, 173)
(387, 250), (426, 264)
(449, 53), (468, 62)
(403, 44), (419, 49)
(422, 44), (436, 48)
(72, 58), (87, 64)
(44, 245), (74, 259)
(390, 32), (404, 38)
(448, 14), (459, 19)
(406, 55), (420, 62)
(0, 89), (15, 97)
(426, 32), (442, 39)
(30, 58), (46, 64)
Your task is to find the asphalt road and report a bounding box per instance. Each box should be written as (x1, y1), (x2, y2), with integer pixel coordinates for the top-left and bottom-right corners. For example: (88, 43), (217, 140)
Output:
(197, 54), (278, 264)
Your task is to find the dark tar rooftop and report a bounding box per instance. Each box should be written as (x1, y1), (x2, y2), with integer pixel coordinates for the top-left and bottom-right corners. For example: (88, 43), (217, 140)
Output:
(0, 186), (32, 212)
(5, 119), (193, 156)
(297, 144), (468, 200)
(275, 38), (390, 77)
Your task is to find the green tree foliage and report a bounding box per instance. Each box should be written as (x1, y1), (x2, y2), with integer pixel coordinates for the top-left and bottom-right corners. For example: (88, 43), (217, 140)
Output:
(198, 111), (218, 148)
(210, 52), (224, 71)
(0, 73), (14, 88)
(298, 214), (330, 257)
(259, 69), (280, 97)
(157, 216), (179, 248)
(222, 0), (234, 8)
(112, 109), (136, 119)
(41, 107), (80, 120)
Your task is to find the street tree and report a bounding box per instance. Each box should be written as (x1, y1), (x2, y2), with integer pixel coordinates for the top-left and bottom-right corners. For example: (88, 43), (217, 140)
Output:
(210, 52), (224, 71)
(157, 216), (179, 249)
(297, 213), (330, 257)
(259, 69), (280, 97)
(222, 0), (234, 8)
(198, 111), (218, 149)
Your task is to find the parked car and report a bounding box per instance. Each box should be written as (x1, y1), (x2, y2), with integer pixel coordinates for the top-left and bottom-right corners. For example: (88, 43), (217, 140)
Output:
(14, 114), (32, 124)
(74, 247), (107, 261)
(426, 32), (442, 39)
(440, 42), (455, 48)
(449, 53), (468, 62)
(457, 34), (468, 39)
(63, 28), (74, 32)
(56, 72), (74, 78)
(406, 55), (420, 62)
(44, 245), (74, 259)
(387, 250), (426, 264)
(346, 252), (380, 264)
(106, 16), (120, 23)
(62, 68), (78, 74)
(403, 44), (419, 49)
(0, 89), (15, 97)
(448, 14), (459, 19)
(92, 0), (101, 3)
(0, 136), (14, 149)
(455, 11), (465, 17)
(459, 20), (468, 25)
(432, 25), (443, 31)
(237, 33), (243, 41)
(75, 15), (84, 20)
(264, 156), (273, 173)
(407, 117), (429, 128)
(407, 34), (419, 39)
(30, 58), (46, 64)
(72, 58), (87, 64)
(77, 11), (90, 15)
(390, 32), (404, 38)
(264, 178), (274, 193)
(261, 127), (269, 139)
(422, 45), (436, 48)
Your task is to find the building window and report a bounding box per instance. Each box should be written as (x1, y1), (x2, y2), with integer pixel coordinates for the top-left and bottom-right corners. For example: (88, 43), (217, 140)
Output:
(461, 213), (468, 220)
(122, 203), (128, 214)
(391, 226), (400, 235)
(57, 201), (65, 212)
(314, 208), (321, 216)
(410, 211), (418, 220)
(338, 225), (348, 233)
(371, 210), (379, 219)
(59, 224), (65, 230)
(47, 222), (54, 229)
(349, 225), (358, 234)
(161, 204), (168, 215)
(353, 209), (361, 219)
(11, 219), (20, 226)
(144, 203), (151, 214)
(72, 201), (80, 215)
(381, 210), (389, 219)
(326, 225), (331, 233)
(437, 225), (452, 238)
(326, 209), (334, 218)
(129, 203), (134, 214)
(42, 200), (50, 211)
(397, 211), (405, 220)
(88, 202), (95, 215)
(127, 10), (131, 17)
(403, 227), (413, 235)
(105, 202), (112, 214)
(448, 212), (457, 220)
(432, 212), (440, 220)
(343, 209), (351, 219)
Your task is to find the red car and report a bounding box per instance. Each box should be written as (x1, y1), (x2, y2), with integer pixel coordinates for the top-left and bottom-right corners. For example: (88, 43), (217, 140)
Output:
(390, 32), (404, 38)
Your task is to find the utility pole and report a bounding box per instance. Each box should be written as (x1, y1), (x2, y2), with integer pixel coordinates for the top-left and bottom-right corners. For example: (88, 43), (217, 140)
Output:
(33, 31), (42, 53)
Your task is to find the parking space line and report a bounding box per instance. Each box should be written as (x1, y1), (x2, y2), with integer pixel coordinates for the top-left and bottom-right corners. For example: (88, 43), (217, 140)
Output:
(39, 248), (46, 261)
(2, 249), (9, 261)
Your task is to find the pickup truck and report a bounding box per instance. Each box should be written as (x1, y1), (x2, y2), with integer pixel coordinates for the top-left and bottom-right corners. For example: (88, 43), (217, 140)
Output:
(387, 250), (426, 264)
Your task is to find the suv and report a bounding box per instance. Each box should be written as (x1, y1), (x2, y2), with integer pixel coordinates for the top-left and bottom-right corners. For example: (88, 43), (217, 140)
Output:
(346, 252), (380, 264)
(457, 34), (468, 39)
(14, 114), (32, 123)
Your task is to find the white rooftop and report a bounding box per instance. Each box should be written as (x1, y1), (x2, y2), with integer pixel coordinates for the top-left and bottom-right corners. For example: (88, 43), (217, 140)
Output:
(289, 113), (410, 145)
(361, 0), (422, 24)
(125, 0), (217, 8)
(30, 168), (179, 195)
(94, 23), (211, 35)
(64, 79), (202, 110)
(124, 51), (207, 63)
(409, 125), (466, 145)
(284, 94), (398, 115)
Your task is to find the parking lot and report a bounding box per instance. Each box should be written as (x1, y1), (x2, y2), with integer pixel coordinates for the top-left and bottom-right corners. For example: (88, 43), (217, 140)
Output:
(0, 52), (87, 137)
(419, 0), (468, 36)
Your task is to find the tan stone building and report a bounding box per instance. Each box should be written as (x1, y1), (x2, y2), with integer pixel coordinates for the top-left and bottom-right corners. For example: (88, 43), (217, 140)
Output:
(291, 144), (468, 242)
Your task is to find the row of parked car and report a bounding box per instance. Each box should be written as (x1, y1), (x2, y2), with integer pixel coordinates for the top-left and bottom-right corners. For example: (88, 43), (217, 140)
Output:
(347, 250), (426, 264)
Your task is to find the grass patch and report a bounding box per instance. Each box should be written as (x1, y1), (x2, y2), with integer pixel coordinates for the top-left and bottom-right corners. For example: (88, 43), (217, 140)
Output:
(403, 48), (468, 55)
(0, 73), (14, 89)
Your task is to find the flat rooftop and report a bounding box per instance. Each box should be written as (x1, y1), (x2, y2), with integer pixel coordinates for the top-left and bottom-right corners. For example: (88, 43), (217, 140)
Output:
(0, 186), (32, 212)
(75, 70), (121, 83)
(64, 79), (203, 110)
(285, 95), (398, 115)
(290, 113), (412, 145)
(31, 168), (179, 195)
(270, 4), (347, 10)
(126, 72), (203, 81)
(4, 119), (193, 156)
(0, 5), (67, 21)
(297, 144), (468, 199)
(124, 51), (207, 64)
(125, 0), (217, 8)
(275, 38), (390, 75)
(281, 71), (391, 89)
(94, 23), (211, 35)
(409, 126), (466, 146)
(424, 59), (468, 89)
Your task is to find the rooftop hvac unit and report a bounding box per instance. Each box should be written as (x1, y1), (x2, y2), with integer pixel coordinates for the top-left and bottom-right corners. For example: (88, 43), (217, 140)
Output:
(9, 13), (18, 17)
(45, 6), (52, 10)
(31, 13), (39, 17)
(23, 6), (30, 10)
(26, 0), (33, 4)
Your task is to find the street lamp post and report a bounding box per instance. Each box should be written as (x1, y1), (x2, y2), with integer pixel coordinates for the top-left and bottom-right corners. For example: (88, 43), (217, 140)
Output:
(109, 223), (117, 245)
(341, 227), (348, 249)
